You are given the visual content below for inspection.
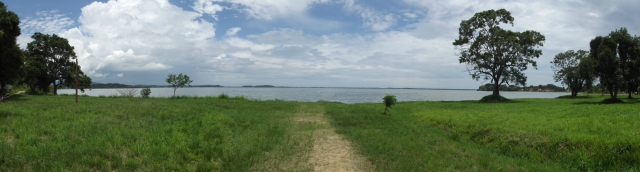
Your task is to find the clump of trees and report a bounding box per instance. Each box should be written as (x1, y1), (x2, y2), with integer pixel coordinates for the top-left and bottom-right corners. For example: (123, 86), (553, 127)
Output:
(22, 33), (92, 94)
(553, 28), (640, 100)
(551, 50), (595, 97)
(453, 9), (545, 100)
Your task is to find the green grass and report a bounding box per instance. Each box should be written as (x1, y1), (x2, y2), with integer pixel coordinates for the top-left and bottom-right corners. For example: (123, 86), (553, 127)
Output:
(323, 95), (640, 171)
(0, 95), (312, 171)
(2, 94), (640, 171)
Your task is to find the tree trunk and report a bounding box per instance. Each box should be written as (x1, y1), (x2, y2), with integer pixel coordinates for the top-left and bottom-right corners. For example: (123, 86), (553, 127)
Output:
(173, 88), (177, 97)
(493, 79), (500, 97)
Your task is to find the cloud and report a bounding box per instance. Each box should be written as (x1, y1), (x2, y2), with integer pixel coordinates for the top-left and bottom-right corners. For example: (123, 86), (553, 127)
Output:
(343, 0), (397, 31)
(225, 27), (241, 36)
(117, 73), (124, 77)
(192, 0), (332, 20)
(58, 0), (217, 78)
(20, 10), (75, 35)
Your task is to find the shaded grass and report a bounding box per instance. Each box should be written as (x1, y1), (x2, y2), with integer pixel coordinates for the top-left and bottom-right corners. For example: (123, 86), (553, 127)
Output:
(0, 95), (306, 171)
(321, 102), (566, 171)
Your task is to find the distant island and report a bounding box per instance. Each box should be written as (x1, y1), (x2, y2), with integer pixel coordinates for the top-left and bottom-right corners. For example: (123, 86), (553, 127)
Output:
(242, 85), (275, 88)
(477, 84), (566, 92)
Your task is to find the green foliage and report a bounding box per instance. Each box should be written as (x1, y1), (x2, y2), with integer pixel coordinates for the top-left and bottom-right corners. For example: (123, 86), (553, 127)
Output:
(453, 9), (545, 97)
(382, 94), (397, 114)
(25, 32), (91, 95)
(140, 88), (151, 98)
(0, 2), (23, 97)
(166, 73), (193, 97)
(551, 50), (594, 97)
(589, 28), (640, 100)
(217, 93), (230, 99)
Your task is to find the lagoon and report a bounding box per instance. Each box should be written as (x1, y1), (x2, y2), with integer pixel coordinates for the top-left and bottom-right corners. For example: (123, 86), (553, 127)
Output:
(58, 87), (569, 104)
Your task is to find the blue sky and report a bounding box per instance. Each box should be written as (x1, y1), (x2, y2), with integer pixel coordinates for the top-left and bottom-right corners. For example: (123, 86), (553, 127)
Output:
(3, 0), (640, 88)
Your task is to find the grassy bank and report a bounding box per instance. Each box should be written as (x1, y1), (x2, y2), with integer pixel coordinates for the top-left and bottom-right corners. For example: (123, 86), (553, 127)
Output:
(0, 95), (316, 171)
(323, 96), (640, 171)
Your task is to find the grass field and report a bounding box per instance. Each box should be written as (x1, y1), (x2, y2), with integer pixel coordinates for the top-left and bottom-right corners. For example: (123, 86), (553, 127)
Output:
(0, 95), (320, 171)
(1, 94), (639, 171)
(323, 95), (640, 171)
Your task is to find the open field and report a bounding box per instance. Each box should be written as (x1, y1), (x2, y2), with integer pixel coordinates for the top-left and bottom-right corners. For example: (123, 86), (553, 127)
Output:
(324, 95), (640, 171)
(1, 94), (639, 171)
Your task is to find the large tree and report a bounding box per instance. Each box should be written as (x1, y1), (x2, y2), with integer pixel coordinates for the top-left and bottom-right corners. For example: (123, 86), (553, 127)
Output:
(26, 32), (87, 95)
(609, 28), (640, 98)
(590, 36), (622, 100)
(453, 9), (545, 98)
(0, 2), (23, 97)
(551, 50), (595, 97)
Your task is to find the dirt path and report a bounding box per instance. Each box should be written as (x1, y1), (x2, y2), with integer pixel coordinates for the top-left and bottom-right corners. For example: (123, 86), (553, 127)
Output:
(252, 104), (374, 172)
(298, 106), (375, 172)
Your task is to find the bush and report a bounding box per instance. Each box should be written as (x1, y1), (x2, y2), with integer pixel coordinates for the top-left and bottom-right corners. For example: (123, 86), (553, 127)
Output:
(218, 93), (230, 99)
(140, 88), (151, 98)
(479, 95), (509, 103)
(383, 94), (397, 115)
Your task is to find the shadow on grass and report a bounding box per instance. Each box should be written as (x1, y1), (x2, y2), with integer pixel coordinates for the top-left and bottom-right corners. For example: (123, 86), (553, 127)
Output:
(1, 95), (28, 102)
(0, 111), (17, 119)
(556, 95), (593, 99)
(573, 98), (639, 105)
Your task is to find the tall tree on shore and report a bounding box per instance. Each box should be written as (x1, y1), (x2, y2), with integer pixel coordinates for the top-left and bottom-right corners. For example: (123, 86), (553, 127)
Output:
(609, 28), (640, 98)
(590, 36), (622, 100)
(27, 32), (87, 95)
(453, 9), (545, 99)
(0, 2), (23, 97)
(551, 50), (594, 97)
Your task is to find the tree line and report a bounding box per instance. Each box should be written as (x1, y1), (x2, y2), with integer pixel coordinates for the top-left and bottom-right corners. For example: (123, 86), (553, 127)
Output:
(551, 28), (640, 100)
(1, 2), (91, 97)
(454, 9), (639, 101)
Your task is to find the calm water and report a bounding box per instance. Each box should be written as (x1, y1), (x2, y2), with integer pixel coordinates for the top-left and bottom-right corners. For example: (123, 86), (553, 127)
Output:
(58, 87), (569, 104)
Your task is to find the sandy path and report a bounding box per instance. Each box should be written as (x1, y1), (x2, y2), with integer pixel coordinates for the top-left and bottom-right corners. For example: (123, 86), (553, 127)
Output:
(304, 110), (375, 172)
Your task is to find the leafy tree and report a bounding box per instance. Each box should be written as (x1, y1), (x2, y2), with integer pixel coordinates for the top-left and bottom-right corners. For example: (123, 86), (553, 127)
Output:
(590, 36), (622, 100)
(166, 73), (192, 97)
(26, 32), (89, 94)
(382, 94), (397, 115)
(0, 2), (23, 97)
(578, 57), (596, 96)
(453, 9), (545, 98)
(551, 50), (593, 97)
(140, 88), (151, 98)
(609, 28), (640, 98)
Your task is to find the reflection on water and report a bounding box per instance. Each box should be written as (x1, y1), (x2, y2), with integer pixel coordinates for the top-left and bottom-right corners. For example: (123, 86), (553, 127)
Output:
(58, 87), (569, 104)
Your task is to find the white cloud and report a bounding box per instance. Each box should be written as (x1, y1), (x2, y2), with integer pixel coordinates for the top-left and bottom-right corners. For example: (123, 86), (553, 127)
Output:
(192, 0), (332, 20)
(58, 0), (216, 78)
(343, 0), (397, 31)
(117, 73), (124, 77)
(225, 27), (241, 36)
(192, 0), (225, 20)
(20, 10), (75, 35)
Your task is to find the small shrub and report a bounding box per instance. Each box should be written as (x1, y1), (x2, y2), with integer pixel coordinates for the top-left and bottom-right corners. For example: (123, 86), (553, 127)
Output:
(140, 88), (151, 98)
(479, 95), (509, 103)
(218, 93), (230, 99)
(383, 94), (397, 115)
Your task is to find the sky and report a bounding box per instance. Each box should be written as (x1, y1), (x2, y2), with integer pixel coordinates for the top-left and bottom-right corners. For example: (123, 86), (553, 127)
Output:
(3, 0), (640, 88)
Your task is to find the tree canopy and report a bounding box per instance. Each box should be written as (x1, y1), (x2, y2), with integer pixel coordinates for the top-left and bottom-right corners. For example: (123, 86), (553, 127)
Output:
(166, 73), (193, 97)
(25, 32), (91, 94)
(453, 9), (545, 98)
(588, 28), (640, 100)
(551, 50), (595, 97)
(0, 2), (23, 96)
